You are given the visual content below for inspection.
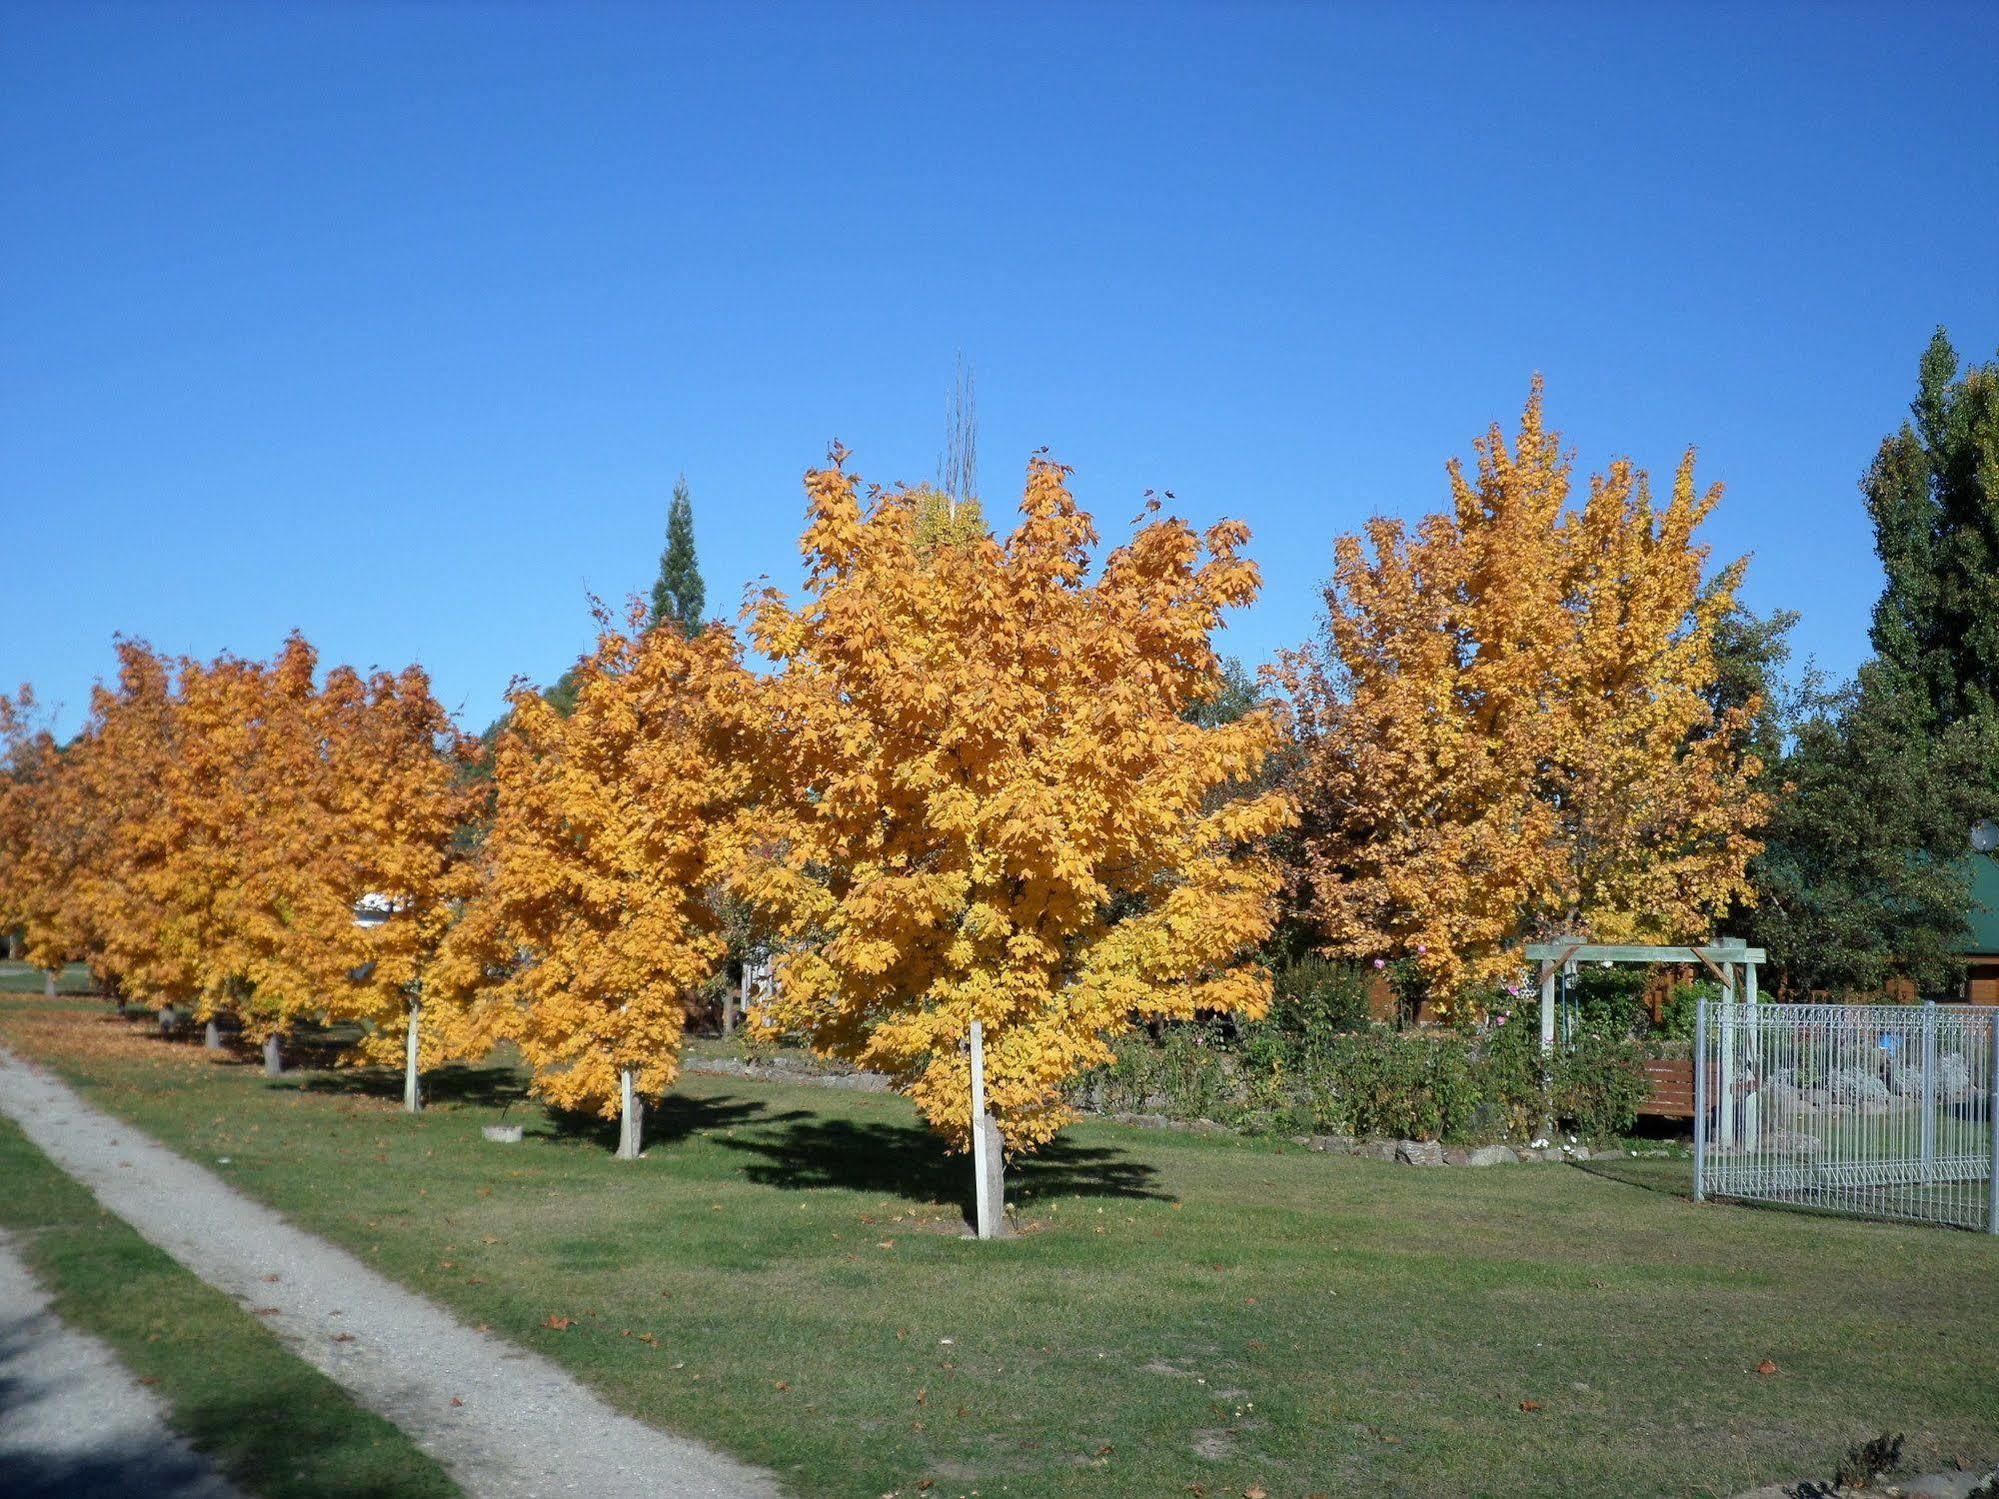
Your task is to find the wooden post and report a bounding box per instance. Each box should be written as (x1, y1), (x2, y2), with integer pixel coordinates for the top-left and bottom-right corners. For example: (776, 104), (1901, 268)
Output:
(403, 1001), (423, 1114)
(616, 1068), (643, 1159)
(969, 1020), (1005, 1238)
(263, 1034), (283, 1077)
(1717, 961), (1736, 1149)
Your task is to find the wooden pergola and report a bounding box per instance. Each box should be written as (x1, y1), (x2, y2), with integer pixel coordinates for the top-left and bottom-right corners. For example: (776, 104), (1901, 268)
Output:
(1524, 935), (1764, 1051)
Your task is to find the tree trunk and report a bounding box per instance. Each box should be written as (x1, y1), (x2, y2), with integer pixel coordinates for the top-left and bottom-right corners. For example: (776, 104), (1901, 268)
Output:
(158, 1003), (178, 1035)
(204, 1018), (222, 1051)
(615, 1069), (643, 1159)
(721, 986), (735, 1037)
(403, 1003), (423, 1113)
(263, 1034), (283, 1077)
(43, 969), (57, 1000)
(975, 1111), (1011, 1238)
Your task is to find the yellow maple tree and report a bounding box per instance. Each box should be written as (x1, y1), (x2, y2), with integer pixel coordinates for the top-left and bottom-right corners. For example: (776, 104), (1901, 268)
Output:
(67, 641), (189, 1010)
(730, 450), (1291, 1157)
(0, 688), (92, 988)
(1287, 382), (1768, 1003)
(446, 613), (747, 1154)
(320, 660), (480, 1108)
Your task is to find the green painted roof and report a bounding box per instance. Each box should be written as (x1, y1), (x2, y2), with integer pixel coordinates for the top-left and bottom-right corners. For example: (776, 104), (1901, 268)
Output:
(1968, 854), (1999, 955)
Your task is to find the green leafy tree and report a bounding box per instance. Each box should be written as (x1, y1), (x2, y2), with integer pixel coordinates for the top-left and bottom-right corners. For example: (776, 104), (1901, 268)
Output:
(648, 474), (707, 637)
(1865, 329), (1999, 727)
(1749, 331), (1999, 993)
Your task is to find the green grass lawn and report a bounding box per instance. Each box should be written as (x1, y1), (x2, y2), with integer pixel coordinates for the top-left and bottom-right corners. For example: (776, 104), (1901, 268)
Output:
(0, 1109), (458, 1499)
(0, 959), (98, 994)
(3, 994), (1995, 1499)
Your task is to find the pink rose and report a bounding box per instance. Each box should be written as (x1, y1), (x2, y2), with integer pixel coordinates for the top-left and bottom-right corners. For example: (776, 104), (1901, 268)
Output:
(1373, 957), (1387, 970)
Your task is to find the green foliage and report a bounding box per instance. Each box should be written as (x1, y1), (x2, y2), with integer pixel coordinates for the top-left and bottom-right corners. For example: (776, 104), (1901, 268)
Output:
(1268, 955), (1372, 1038)
(1752, 665), (1989, 993)
(1749, 332), (1999, 994)
(649, 474), (708, 636)
(1564, 966), (1651, 1037)
(1657, 980), (1716, 1042)
(1081, 1002), (1643, 1145)
(1185, 656), (1261, 729)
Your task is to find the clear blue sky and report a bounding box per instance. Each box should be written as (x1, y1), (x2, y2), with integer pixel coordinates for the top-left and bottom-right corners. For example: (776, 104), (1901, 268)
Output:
(4, 1), (1995, 736)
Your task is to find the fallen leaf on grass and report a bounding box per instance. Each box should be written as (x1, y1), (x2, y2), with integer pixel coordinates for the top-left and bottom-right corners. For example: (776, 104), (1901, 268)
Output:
(543, 1314), (573, 1331)
(1519, 1399), (1542, 1412)
(450, 1397), (463, 1407)
(253, 1307), (280, 1317)
(331, 1333), (356, 1344)
(1755, 1359), (1778, 1376)
(1245, 1487), (1268, 1498)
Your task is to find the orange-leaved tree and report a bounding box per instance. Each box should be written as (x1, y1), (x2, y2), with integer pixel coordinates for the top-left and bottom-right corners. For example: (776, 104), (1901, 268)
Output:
(730, 450), (1291, 1185)
(0, 688), (91, 993)
(68, 641), (188, 1011)
(448, 613), (748, 1156)
(1286, 382), (1769, 1005)
(321, 661), (480, 1111)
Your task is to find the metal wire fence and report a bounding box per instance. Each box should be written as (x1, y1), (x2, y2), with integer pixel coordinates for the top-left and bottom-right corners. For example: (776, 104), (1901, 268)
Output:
(1695, 1000), (1999, 1233)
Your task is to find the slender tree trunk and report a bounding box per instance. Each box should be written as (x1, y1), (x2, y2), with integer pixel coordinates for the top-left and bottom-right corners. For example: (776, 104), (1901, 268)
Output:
(158, 1003), (177, 1035)
(263, 1034), (283, 1077)
(204, 1018), (222, 1051)
(615, 1069), (643, 1159)
(43, 969), (57, 1000)
(403, 1002), (423, 1114)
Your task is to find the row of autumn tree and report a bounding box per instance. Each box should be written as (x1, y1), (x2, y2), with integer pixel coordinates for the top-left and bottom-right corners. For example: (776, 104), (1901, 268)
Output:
(3, 341), (1993, 1159)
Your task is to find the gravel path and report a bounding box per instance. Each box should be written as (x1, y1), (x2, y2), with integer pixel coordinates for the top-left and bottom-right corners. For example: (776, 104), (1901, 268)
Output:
(0, 1231), (245, 1499)
(0, 1045), (782, 1499)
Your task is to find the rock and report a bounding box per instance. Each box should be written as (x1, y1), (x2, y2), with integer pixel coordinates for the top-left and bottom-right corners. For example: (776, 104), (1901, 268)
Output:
(1306, 1135), (1353, 1153)
(1359, 1139), (1399, 1162)
(1465, 1144), (1518, 1167)
(1825, 1068), (1891, 1110)
(1936, 1053), (1972, 1100)
(1395, 1139), (1445, 1167)
(481, 1124), (524, 1143)
(1443, 1147), (1470, 1166)
(1114, 1112), (1172, 1130)
(1756, 1128), (1824, 1156)
(1590, 1148), (1625, 1160)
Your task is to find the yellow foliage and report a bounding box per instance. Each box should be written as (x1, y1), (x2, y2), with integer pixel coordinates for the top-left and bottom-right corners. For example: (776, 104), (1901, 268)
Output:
(442, 616), (748, 1117)
(729, 451), (1292, 1152)
(1287, 382), (1769, 1003)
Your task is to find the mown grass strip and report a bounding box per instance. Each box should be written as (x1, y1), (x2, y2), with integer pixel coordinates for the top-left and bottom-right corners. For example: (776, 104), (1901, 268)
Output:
(0, 1113), (459, 1499)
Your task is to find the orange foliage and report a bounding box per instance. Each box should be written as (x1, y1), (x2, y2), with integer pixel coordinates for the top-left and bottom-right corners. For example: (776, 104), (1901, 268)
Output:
(730, 451), (1291, 1151)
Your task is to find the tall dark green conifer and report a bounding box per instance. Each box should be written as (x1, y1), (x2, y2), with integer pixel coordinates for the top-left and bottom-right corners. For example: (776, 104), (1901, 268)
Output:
(649, 474), (707, 637)
(1749, 331), (1999, 994)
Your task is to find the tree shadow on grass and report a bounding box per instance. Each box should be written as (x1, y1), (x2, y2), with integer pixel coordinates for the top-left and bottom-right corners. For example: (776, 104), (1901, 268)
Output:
(534, 1091), (800, 1154)
(1571, 1156), (1695, 1201)
(717, 1114), (1163, 1219)
(0, 1351), (450, 1499)
(282, 1062), (532, 1110)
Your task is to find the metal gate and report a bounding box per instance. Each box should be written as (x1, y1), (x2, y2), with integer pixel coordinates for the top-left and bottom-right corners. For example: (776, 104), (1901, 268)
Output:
(1694, 1000), (1999, 1232)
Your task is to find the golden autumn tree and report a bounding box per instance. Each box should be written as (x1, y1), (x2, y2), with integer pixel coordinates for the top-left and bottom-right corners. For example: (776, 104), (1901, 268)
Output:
(215, 637), (361, 1062)
(66, 641), (189, 1012)
(730, 450), (1291, 1184)
(1287, 382), (1769, 1004)
(0, 689), (90, 994)
(447, 613), (748, 1157)
(320, 661), (480, 1111)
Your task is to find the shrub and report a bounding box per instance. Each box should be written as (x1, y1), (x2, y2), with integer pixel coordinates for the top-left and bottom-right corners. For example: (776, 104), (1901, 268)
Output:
(1268, 957), (1372, 1038)
(1656, 980), (1716, 1043)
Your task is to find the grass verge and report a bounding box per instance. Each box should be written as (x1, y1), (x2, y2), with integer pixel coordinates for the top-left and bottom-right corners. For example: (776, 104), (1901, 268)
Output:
(4, 993), (1996, 1498)
(0, 1109), (459, 1499)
